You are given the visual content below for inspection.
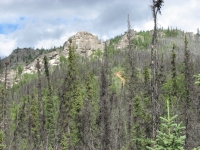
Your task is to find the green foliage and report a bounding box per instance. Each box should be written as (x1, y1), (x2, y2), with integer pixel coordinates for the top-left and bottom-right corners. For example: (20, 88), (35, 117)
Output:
(60, 55), (67, 65)
(143, 61), (150, 97)
(163, 27), (179, 37)
(21, 139), (28, 150)
(90, 48), (103, 59)
(132, 95), (151, 149)
(0, 130), (5, 150)
(59, 42), (84, 148)
(31, 99), (39, 133)
(133, 95), (142, 117)
(194, 74), (200, 86)
(111, 66), (125, 92)
(162, 74), (185, 103)
(17, 64), (23, 76)
(133, 31), (152, 49)
(61, 133), (69, 150)
(2, 27), (200, 149)
(12, 73), (37, 90)
(110, 35), (123, 45)
(43, 55), (55, 146)
(147, 100), (186, 150)
(194, 146), (200, 150)
(42, 89), (54, 146)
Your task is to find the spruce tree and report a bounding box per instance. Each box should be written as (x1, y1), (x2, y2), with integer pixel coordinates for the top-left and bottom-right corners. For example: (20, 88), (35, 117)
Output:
(44, 55), (54, 147)
(183, 35), (191, 149)
(171, 43), (177, 105)
(147, 100), (185, 150)
(0, 130), (5, 150)
(126, 14), (136, 149)
(142, 61), (152, 147)
(132, 95), (144, 149)
(36, 58), (45, 147)
(143, 61), (150, 99)
(80, 71), (97, 149)
(59, 39), (83, 149)
(99, 42), (111, 150)
(30, 93), (40, 149)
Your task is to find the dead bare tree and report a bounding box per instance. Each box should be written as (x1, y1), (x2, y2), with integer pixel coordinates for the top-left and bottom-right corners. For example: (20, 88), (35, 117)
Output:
(150, 0), (164, 143)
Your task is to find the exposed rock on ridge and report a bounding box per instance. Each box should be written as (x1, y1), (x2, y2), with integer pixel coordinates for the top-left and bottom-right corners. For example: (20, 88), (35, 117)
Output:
(63, 31), (104, 56)
(0, 31), (105, 88)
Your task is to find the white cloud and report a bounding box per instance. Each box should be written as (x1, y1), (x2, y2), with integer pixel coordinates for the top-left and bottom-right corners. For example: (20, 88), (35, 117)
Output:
(0, 34), (16, 56)
(35, 31), (76, 49)
(0, 0), (199, 56)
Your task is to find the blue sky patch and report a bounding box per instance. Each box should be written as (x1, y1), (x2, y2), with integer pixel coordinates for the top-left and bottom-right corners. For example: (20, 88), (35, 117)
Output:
(0, 23), (19, 34)
(19, 17), (25, 21)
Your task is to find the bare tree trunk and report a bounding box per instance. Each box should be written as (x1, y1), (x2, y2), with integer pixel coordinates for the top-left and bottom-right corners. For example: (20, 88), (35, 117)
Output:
(150, 0), (164, 142)
(36, 59), (45, 147)
(183, 35), (191, 150)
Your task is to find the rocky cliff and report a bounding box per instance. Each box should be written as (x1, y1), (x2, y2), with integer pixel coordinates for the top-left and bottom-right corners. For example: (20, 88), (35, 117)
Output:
(63, 31), (104, 56)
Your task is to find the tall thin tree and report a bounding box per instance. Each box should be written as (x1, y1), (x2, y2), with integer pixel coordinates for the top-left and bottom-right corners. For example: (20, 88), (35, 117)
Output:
(100, 42), (111, 150)
(150, 0), (164, 142)
(183, 35), (191, 149)
(36, 59), (45, 146)
(44, 55), (54, 148)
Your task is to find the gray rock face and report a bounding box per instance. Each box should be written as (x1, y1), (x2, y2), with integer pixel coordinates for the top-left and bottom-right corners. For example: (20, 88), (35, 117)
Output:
(63, 31), (104, 56)
(116, 30), (137, 49)
(0, 50), (61, 88)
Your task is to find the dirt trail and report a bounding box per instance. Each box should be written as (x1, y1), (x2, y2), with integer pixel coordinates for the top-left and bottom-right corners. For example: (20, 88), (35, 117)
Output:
(115, 71), (125, 86)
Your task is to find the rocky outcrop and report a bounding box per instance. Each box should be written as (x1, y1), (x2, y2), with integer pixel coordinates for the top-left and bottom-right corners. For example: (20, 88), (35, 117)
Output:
(0, 31), (106, 88)
(116, 30), (137, 49)
(23, 51), (61, 75)
(0, 69), (17, 88)
(0, 50), (62, 88)
(63, 31), (104, 56)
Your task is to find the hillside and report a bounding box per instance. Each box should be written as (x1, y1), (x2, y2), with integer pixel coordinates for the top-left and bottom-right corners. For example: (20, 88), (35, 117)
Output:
(0, 28), (200, 150)
(0, 31), (105, 88)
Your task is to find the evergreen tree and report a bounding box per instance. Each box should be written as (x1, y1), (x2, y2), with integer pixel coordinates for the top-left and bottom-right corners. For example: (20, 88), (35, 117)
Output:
(125, 14), (137, 149)
(99, 42), (111, 150)
(132, 95), (144, 149)
(30, 93), (40, 149)
(80, 71), (98, 149)
(0, 130), (5, 150)
(44, 55), (55, 147)
(171, 43), (177, 105)
(36, 58), (45, 147)
(159, 53), (166, 87)
(58, 39), (83, 149)
(143, 61), (150, 98)
(14, 98), (28, 148)
(183, 35), (191, 149)
(147, 100), (185, 150)
(142, 61), (152, 147)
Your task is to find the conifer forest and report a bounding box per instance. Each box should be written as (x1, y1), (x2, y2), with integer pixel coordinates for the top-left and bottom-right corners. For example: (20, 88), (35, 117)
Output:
(1, 0), (200, 150)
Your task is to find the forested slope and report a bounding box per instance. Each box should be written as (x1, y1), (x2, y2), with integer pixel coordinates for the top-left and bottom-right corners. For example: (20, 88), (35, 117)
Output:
(1, 1), (200, 146)
(0, 25), (200, 149)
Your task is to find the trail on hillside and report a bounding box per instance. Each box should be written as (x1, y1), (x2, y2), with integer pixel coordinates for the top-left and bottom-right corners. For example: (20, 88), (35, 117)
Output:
(115, 71), (125, 86)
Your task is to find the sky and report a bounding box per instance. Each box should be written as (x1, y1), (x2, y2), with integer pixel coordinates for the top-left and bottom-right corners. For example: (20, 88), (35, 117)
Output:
(0, 0), (199, 57)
